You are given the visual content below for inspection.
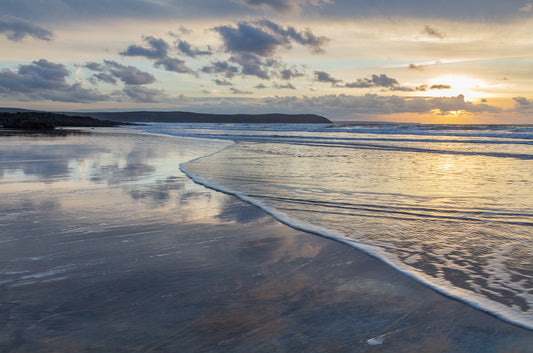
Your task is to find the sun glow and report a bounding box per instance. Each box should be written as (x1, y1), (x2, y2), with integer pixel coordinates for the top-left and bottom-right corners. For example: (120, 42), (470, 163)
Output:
(426, 75), (489, 101)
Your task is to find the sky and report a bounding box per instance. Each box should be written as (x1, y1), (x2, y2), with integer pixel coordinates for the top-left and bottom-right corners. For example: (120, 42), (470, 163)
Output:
(1, 0), (533, 123)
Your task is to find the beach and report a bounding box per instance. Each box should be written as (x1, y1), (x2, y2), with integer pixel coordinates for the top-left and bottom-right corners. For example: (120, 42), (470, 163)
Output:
(1, 128), (532, 352)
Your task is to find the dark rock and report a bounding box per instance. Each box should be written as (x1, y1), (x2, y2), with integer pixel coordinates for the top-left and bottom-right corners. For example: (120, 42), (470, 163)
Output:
(0, 112), (128, 130)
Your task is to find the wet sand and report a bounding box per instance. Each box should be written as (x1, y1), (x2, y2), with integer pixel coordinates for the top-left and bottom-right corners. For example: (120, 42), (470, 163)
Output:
(0, 128), (531, 352)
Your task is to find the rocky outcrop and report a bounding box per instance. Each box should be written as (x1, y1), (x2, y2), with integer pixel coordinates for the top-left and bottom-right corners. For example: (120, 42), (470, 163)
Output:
(0, 112), (128, 130)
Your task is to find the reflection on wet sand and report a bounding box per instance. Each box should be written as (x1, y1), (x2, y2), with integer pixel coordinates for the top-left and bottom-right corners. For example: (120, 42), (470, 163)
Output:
(0, 129), (532, 352)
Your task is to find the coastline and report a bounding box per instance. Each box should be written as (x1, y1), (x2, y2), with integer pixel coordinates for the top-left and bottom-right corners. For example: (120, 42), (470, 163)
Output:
(0, 128), (531, 352)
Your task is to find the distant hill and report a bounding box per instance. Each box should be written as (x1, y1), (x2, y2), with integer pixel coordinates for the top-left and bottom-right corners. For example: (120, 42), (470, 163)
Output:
(0, 108), (37, 113)
(79, 111), (332, 124)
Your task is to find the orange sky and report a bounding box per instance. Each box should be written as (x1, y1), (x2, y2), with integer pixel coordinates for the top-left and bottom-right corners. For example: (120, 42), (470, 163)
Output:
(1, 1), (533, 123)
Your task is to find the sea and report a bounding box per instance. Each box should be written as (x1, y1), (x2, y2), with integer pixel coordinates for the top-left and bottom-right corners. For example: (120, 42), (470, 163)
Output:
(133, 122), (533, 330)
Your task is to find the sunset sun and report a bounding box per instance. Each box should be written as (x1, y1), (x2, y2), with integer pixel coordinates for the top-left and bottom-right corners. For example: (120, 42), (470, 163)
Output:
(427, 75), (489, 101)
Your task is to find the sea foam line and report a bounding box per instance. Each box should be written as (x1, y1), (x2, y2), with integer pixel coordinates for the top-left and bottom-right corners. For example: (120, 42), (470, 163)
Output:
(179, 148), (533, 331)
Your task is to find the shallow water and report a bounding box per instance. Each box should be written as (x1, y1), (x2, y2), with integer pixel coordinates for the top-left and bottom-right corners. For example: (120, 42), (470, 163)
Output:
(135, 122), (533, 329)
(1, 128), (532, 351)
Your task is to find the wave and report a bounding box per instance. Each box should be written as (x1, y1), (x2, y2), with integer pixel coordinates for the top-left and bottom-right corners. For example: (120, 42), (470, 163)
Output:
(180, 151), (533, 331)
(134, 122), (533, 331)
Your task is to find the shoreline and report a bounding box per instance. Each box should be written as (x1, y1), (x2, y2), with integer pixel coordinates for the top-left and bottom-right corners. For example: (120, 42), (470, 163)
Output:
(181, 160), (533, 332)
(0, 128), (531, 352)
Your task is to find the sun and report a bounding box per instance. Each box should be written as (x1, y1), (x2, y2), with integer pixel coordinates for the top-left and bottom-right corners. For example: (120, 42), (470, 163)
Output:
(426, 75), (489, 101)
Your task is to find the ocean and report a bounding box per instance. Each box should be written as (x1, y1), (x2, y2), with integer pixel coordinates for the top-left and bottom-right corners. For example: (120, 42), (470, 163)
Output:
(133, 122), (533, 330)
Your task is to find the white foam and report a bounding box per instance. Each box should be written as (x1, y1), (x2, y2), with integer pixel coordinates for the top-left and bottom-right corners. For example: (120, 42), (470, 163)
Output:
(180, 159), (533, 331)
(136, 123), (533, 331)
(21, 269), (68, 279)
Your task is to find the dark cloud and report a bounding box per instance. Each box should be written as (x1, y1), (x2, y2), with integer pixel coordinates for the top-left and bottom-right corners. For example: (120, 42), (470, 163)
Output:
(120, 36), (169, 59)
(422, 25), (446, 39)
(255, 83), (268, 89)
(176, 40), (212, 57)
(312, 72), (404, 89)
(214, 19), (328, 57)
(0, 59), (108, 102)
(106, 61), (155, 85)
(201, 61), (240, 78)
(85, 60), (156, 85)
(214, 22), (286, 56)
(513, 96), (530, 106)
(279, 68), (304, 80)
(230, 87), (253, 94)
(122, 85), (164, 103)
(408, 64), (424, 71)
(344, 74), (399, 88)
(205, 20), (321, 81)
(84, 62), (104, 71)
(177, 26), (192, 35)
(313, 70), (341, 84)
(430, 84), (452, 90)
(274, 82), (296, 89)
(0, 16), (53, 41)
(240, 0), (299, 13)
(513, 96), (533, 113)
(230, 53), (275, 79)
(214, 79), (233, 86)
(91, 72), (117, 85)
(120, 36), (195, 74)
(154, 57), (195, 74)
(257, 19), (329, 54)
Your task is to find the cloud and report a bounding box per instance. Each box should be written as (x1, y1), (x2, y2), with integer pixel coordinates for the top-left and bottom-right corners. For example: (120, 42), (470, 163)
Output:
(214, 79), (233, 86)
(201, 61), (240, 78)
(513, 96), (533, 114)
(85, 60), (156, 85)
(238, 0), (333, 14)
(230, 53), (276, 79)
(513, 96), (530, 106)
(120, 35), (169, 59)
(154, 57), (195, 74)
(430, 84), (452, 90)
(279, 68), (304, 80)
(274, 82), (296, 89)
(91, 72), (117, 85)
(214, 19), (328, 57)
(408, 64), (424, 71)
(206, 19), (325, 80)
(176, 40), (212, 57)
(120, 36), (195, 74)
(0, 59), (108, 102)
(255, 83), (268, 89)
(0, 15), (53, 41)
(422, 25), (447, 39)
(214, 22), (287, 56)
(177, 26), (192, 35)
(230, 87), (253, 94)
(313, 70), (341, 84)
(256, 19), (329, 54)
(344, 74), (399, 88)
(2, 1), (530, 23)
(262, 93), (501, 117)
(122, 85), (164, 102)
